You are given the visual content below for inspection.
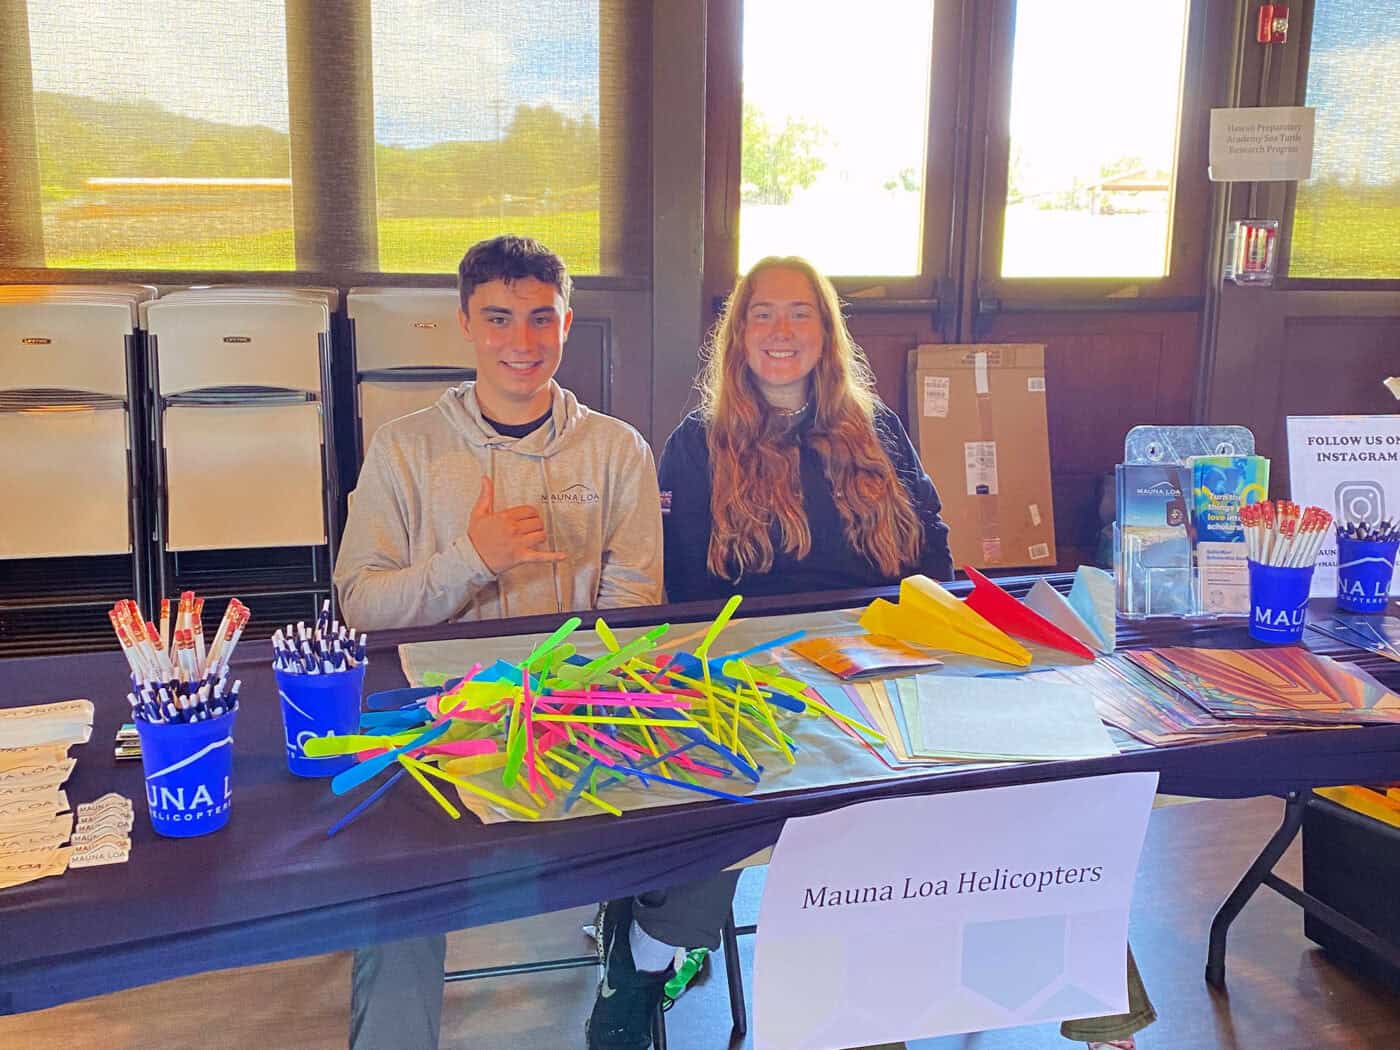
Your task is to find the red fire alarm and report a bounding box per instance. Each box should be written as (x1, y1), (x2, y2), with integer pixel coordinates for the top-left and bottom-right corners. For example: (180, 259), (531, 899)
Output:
(1257, 4), (1289, 44)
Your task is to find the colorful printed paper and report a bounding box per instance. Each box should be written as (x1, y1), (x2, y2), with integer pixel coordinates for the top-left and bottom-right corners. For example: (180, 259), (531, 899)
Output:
(1050, 658), (1266, 746)
(787, 634), (942, 680)
(1127, 646), (1400, 725)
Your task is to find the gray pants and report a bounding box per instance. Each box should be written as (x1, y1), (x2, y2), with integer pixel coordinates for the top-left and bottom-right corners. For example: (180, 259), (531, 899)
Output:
(348, 870), (741, 1050)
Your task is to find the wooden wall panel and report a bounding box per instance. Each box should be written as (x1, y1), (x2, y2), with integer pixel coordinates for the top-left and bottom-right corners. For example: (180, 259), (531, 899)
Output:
(971, 310), (1201, 566)
(847, 310), (944, 423)
(1272, 315), (1400, 490)
(1207, 288), (1400, 495)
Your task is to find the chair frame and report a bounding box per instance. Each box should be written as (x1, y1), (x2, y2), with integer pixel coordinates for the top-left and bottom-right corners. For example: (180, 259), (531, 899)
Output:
(440, 910), (751, 1046)
(146, 325), (340, 611)
(0, 315), (149, 618)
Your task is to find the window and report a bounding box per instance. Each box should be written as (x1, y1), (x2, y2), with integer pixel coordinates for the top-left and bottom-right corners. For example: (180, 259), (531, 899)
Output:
(1000, 0), (1189, 279)
(1289, 0), (1400, 280)
(24, 0), (294, 270)
(6, 1), (648, 276)
(370, 0), (606, 274)
(738, 0), (935, 276)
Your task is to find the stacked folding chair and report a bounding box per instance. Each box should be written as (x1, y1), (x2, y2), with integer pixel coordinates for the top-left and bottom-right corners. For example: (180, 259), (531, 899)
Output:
(0, 285), (156, 655)
(346, 288), (475, 465)
(145, 288), (340, 640)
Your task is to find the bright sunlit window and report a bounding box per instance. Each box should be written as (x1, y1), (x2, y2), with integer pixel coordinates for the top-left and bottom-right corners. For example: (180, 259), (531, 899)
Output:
(1289, 0), (1400, 279)
(739, 0), (935, 276)
(370, 0), (603, 274)
(1001, 0), (1189, 279)
(26, 0), (294, 270)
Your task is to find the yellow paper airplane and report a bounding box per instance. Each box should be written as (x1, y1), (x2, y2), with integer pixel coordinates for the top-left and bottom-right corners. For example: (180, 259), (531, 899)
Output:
(860, 576), (1032, 667)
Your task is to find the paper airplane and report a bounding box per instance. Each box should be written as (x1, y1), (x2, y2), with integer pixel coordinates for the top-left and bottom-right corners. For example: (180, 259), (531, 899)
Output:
(963, 567), (1096, 660)
(1024, 578), (1107, 657)
(1067, 566), (1116, 653)
(860, 575), (1031, 667)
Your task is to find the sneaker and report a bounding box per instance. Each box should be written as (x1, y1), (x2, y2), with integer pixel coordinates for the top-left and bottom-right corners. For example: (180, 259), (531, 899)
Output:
(1087, 1039), (1136, 1050)
(585, 898), (672, 1050)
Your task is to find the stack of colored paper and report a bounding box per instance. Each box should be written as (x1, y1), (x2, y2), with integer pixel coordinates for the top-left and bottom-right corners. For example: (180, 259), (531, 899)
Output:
(895, 676), (1119, 762)
(1050, 658), (1265, 746)
(1126, 647), (1400, 725)
(1308, 617), (1400, 663)
(818, 674), (1120, 766)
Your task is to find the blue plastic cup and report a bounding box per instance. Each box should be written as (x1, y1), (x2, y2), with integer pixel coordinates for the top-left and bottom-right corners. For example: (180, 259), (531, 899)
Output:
(1336, 536), (1398, 614)
(1248, 560), (1315, 644)
(274, 664), (366, 777)
(137, 708), (237, 838)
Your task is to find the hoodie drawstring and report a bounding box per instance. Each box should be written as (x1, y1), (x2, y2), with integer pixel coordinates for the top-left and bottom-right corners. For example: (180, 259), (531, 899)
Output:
(488, 446), (510, 621)
(486, 436), (564, 619)
(539, 455), (565, 613)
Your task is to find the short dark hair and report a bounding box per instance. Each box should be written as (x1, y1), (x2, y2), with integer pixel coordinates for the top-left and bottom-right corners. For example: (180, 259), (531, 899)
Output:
(457, 235), (572, 314)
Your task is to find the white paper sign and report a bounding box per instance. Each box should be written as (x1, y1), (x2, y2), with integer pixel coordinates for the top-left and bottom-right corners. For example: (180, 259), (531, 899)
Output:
(923, 376), (950, 418)
(753, 772), (1158, 1050)
(1208, 106), (1315, 182)
(1286, 415), (1400, 597)
(964, 441), (998, 496)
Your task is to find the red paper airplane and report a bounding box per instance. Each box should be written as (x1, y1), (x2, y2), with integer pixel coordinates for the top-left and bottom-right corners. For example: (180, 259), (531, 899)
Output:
(962, 566), (1096, 660)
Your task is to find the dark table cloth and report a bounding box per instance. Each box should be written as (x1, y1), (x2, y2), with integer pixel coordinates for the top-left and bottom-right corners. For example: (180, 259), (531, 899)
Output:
(2, 579), (1398, 1014)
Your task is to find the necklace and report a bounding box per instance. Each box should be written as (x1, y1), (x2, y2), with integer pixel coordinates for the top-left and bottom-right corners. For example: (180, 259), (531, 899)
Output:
(772, 399), (811, 418)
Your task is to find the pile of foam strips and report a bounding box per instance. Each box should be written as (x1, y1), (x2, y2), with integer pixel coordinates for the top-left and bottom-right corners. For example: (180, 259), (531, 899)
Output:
(306, 595), (885, 831)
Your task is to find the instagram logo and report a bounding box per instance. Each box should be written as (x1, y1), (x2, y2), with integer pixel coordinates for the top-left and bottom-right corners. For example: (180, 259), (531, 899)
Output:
(1335, 480), (1386, 526)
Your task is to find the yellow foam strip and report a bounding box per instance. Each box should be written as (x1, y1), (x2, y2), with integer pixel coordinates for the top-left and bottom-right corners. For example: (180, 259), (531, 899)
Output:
(413, 760), (541, 820)
(440, 752), (509, 777)
(542, 748), (582, 773)
(398, 756), (461, 820)
(532, 714), (702, 729)
(801, 695), (885, 743)
(536, 760), (623, 818)
(738, 662), (794, 763)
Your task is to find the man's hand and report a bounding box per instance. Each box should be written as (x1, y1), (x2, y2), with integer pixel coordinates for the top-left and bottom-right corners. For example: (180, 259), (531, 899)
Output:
(467, 476), (566, 575)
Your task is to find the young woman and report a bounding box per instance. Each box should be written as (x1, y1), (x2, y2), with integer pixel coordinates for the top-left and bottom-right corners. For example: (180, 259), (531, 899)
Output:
(659, 256), (952, 601)
(658, 255), (1154, 1050)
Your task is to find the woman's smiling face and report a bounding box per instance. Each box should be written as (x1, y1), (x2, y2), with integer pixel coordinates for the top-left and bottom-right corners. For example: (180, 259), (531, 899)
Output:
(742, 266), (825, 407)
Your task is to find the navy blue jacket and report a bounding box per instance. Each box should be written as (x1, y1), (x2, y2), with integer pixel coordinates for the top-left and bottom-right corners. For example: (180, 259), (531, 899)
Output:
(657, 404), (953, 602)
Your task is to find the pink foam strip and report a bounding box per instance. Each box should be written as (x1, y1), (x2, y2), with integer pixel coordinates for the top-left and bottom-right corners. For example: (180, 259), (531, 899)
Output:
(421, 739), (499, 758)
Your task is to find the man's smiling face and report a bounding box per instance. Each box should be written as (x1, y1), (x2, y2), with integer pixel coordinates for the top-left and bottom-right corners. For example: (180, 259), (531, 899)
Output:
(459, 276), (573, 420)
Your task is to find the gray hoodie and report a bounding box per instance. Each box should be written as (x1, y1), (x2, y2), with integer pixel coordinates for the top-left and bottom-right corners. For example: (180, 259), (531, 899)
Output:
(334, 381), (663, 630)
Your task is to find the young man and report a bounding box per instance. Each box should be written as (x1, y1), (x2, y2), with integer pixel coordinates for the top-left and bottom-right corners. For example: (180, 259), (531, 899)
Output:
(335, 238), (660, 629)
(334, 235), (736, 1050)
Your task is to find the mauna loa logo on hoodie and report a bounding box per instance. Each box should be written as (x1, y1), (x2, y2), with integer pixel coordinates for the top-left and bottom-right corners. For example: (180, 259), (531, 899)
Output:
(545, 482), (599, 506)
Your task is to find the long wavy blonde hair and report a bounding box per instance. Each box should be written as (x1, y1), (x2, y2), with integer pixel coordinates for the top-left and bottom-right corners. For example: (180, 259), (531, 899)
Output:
(698, 256), (923, 581)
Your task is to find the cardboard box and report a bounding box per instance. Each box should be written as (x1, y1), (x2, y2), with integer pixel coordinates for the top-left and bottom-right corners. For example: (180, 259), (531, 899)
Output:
(906, 344), (1057, 570)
